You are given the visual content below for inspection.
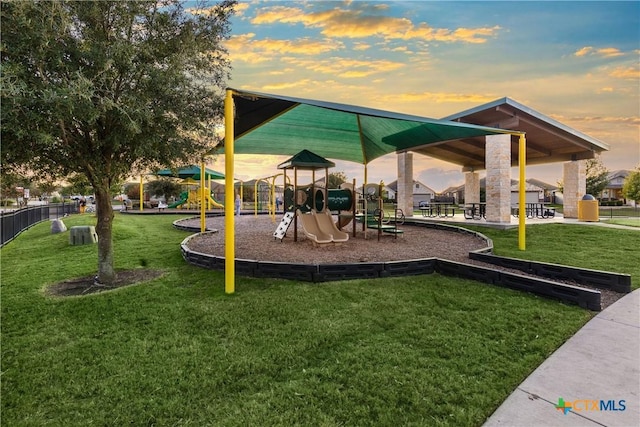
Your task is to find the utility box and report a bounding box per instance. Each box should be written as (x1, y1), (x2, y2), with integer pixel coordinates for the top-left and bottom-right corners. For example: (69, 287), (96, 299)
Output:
(578, 194), (599, 222)
(69, 226), (98, 245)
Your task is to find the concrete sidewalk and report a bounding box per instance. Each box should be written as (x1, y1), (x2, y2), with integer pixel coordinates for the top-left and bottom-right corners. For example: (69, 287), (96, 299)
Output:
(484, 289), (640, 427)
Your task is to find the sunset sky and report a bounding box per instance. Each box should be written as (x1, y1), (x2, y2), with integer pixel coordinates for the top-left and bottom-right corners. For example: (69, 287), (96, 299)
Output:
(214, 1), (639, 191)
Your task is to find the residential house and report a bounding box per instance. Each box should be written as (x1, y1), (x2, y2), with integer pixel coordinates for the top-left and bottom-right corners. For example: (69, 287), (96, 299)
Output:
(386, 179), (436, 208)
(446, 178), (557, 205)
(600, 170), (630, 204)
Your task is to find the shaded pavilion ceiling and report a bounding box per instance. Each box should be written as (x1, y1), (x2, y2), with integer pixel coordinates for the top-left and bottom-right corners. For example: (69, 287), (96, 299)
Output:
(228, 89), (508, 165)
(227, 90), (609, 172)
(411, 97), (609, 171)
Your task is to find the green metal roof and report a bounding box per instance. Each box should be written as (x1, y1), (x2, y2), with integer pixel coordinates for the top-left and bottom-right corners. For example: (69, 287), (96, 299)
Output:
(155, 165), (225, 180)
(277, 149), (335, 170)
(228, 89), (509, 165)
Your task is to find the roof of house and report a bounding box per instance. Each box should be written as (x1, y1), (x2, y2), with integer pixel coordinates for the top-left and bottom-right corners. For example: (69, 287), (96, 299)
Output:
(386, 179), (435, 193)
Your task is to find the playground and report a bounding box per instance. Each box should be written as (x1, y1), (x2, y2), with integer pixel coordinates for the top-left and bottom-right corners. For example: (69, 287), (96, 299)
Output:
(181, 214), (488, 264)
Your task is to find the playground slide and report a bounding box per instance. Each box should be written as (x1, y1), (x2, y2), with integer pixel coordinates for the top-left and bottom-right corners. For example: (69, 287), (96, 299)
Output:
(296, 210), (332, 244)
(207, 195), (224, 209)
(313, 210), (349, 242)
(337, 215), (353, 229)
(168, 193), (188, 208)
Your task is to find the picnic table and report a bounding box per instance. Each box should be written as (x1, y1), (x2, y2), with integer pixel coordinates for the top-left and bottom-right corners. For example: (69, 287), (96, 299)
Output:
(463, 202), (486, 220)
(419, 203), (456, 218)
(512, 203), (555, 219)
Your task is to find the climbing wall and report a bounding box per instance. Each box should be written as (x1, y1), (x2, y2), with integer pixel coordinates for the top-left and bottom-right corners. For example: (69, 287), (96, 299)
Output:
(273, 211), (295, 241)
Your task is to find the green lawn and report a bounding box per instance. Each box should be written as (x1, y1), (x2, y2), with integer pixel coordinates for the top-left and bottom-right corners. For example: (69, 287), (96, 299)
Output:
(602, 217), (640, 227)
(1, 214), (637, 426)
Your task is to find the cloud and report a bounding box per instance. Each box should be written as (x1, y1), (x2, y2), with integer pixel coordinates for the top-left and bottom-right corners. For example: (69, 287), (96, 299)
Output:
(353, 42), (371, 51)
(283, 57), (405, 78)
(416, 167), (465, 193)
(553, 115), (640, 126)
(226, 33), (343, 63)
(262, 79), (314, 91)
(574, 46), (625, 58)
(381, 92), (497, 104)
(235, 2), (250, 17)
(609, 65), (640, 80)
(251, 4), (500, 43)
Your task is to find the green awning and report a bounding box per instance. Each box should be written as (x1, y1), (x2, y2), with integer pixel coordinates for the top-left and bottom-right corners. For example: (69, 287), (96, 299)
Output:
(278, 150), (335, 170)
(228, 89), (509, 165)
(155, 165), (225, 180)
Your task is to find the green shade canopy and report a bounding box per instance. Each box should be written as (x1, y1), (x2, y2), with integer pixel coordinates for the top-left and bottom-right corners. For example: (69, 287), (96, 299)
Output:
(229, 89), (510, 165)
(278, 149), (335, 170)
(155, 165), (224, 180)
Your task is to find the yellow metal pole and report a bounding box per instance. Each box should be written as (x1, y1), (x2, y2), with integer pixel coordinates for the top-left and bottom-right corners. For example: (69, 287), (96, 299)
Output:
(139, 175), (143, 211)
(518, 134), (526, 251)
(254, 180), (259, 216)
(208, 176), (212, 210)
(200, 160), (206, 232)
(224, 89), (235, 294)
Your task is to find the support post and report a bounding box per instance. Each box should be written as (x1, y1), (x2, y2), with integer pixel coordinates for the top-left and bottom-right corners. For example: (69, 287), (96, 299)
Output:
(139, 175), (143, 211)
(200, 160), (206, 232)
(464, 172), (480, 204)
(485, 134), (512, 223)
(397, 152), (414, 217)
(563, 160), (586, 218)
(518, 134), (526, 250)
(224, 89), (235, 294)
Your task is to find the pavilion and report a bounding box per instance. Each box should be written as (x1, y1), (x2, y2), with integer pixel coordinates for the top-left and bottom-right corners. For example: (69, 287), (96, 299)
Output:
(221, 89), (609, 293)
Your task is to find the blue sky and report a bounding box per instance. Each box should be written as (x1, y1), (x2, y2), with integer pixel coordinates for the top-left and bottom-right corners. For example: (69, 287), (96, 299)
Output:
(213, 1), (639, 191)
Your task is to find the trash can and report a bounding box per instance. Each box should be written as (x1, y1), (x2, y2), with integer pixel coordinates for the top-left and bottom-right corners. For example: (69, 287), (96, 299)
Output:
(578, 194), (599, 222)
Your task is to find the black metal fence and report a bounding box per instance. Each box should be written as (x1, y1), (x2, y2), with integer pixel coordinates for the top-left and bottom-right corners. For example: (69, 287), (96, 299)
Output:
(599, 206), (639, 218)
(1, 203), (79, 246)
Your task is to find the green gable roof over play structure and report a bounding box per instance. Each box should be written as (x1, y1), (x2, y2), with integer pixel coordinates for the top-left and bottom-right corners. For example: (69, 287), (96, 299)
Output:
(228, 89), (510, 165)
(277, 149), (336, 170)
(155, 165), (225, 180)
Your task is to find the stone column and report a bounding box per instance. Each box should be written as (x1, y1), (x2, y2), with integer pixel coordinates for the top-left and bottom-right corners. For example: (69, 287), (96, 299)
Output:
(563, 160), (586, 218)
(397, 152), (414, 216)
(464, 172), (480, 204)
(485, 134), (511, 223)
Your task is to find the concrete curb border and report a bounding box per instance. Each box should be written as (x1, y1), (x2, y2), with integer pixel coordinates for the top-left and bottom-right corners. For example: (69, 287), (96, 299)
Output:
(178, 220), (614, 310)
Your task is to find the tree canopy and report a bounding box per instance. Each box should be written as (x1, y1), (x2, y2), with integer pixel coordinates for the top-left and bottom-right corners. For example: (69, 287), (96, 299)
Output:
(327, 171), (349, 189)
(622, 166), (640, 203)
(1, 0), (236, 283)
(585, 157), (610, 197)
(2, 0), (234, 180)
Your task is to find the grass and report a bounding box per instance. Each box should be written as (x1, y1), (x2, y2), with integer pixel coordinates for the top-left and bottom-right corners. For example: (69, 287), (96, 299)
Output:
(602, 218), (640, 227)
(465, 223), (640, 287)
(2, 214), (637, 425)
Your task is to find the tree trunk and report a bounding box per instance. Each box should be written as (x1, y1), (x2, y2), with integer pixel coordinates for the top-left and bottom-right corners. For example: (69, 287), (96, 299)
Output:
(94, 183), (116, 284)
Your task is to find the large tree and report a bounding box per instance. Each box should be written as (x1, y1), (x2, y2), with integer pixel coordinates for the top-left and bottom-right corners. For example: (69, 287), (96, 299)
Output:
(1, 0), (236, 284)
(585, 157), (610, 197)
(622, 166), (640, 204)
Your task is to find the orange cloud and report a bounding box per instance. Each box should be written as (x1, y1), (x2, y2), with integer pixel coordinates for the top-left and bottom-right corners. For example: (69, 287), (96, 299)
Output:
(284, 57), (405, 78)
(609, 66), (639, 80)
(353, 42), (371, 51)
(552, 114), (640, 126)
(251, 5), (500, 43)
(226, 33), (343, 63)
(262, 80), (314, 91)
(387, 92), (497, 104)
(574, 46), (625, 58)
